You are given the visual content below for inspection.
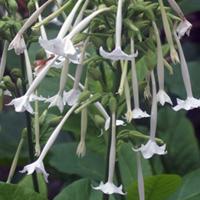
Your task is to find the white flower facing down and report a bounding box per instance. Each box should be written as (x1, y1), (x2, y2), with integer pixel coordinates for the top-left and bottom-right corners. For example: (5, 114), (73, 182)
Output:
(132, 108), (150, 119)
(173, 29), (200, 111)
(46, 93), (65, 113)
(20, 159), (49, 182)
(173, 97), (200, 111)
(8, 0), (54, 55)
(8, 35), (26, 55)
(21, 104), (78, 182)
(176, 19), (192, 39)
(157, 90), (172, 106)
(93, 182), (125, 195)
(130, 38), (149, 119)
(133, 72), (167, 159)
(63, 89), (80, 106)
(94, 112), (125, 195)
(7, 94), (45, 114)
(100, 0), (137, 61)
(133, 139), (167, 159)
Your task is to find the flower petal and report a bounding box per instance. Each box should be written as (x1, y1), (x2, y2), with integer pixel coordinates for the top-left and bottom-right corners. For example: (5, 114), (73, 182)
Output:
(20, 159), (49, 182)
(46, 94), (65, 113)
(7, 95), (34, 114)
(173, 97), (200, 111)
(132, 108), (150, 119)
(99, 46), (138, 61)
(176, 19), (192, 39)
(93, 182), (125, 195)
(133, 140), (167, 159)
(63, 89), (80, 106)
(157, 90), (172, 106)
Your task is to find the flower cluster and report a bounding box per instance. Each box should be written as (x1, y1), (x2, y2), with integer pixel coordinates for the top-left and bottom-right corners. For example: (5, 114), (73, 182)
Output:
(1, 0), (197, 198)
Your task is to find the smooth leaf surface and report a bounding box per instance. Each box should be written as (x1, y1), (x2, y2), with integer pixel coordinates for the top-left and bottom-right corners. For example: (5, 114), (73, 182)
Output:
(49, 143), (105, 180)
(0, 182), (46, 200)
(157, 107), (200, 175)
(127, 175), (181, 200)
(169, 169), (200, 200)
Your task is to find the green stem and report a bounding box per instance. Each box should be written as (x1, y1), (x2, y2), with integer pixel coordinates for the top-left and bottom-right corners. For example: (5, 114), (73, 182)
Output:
(6, 130), (26, 183)
(20, 54), (39, 193)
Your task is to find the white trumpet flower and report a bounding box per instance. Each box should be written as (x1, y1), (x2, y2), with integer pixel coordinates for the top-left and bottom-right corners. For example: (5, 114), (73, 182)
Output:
(130, 38), (149, 119)
(152, 21), (172, 106)
(8, 0), (54, 55)
(93, 113), (125, 195)
(100, 0), (137, 61)
(21, 104), (78, 182)
(173, 30), (200, 111)
(167, 0), (192, 39)
(133, 72), (167, 159)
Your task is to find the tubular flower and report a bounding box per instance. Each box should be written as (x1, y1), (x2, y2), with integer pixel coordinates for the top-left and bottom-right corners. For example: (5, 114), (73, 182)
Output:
(152, 21), (172, 106)
(40, 6), (110, 64)
(21, 104), (78, 182)
(8, 0), (54, 55)
(159, 0), (179, 64)
(99, 0), (138, 61)
(167, 0), (192, 39)
(46, 59), (69, 112)
(173, 30), (200, 111)
(8, 57), (58, 113)
(133, 72), (167, 159)
(130, 38), (149, 119)
(93, 112), (125, 195)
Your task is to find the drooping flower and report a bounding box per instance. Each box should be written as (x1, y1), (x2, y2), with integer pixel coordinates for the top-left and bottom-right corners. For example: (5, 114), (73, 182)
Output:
(40, 4), (110, 64)
(133, 72), (167, 159)
(46, 59), (69, 112)
(8, 57), (58, 113)
(8, 0), (54, 55)
(173, 29), (200, 111)
(130, 38), (149, 119)
(159, 0), (179, 64)
(21, 103), (78, 181)
(20, 159), (49, 182)
(167, 0), (192, 39)
(99, 0), (137, 61)
(93, 112), (125, 195)
(152, 21), (172, 106)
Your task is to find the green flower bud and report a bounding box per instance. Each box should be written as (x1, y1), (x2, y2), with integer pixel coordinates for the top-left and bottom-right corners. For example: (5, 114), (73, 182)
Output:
(94, 114), (105, 127)
(109, 96), (117, 113)
(3, 76), (15, 91)
(11, 68), (22, 79)
(49, 116), (62, 127)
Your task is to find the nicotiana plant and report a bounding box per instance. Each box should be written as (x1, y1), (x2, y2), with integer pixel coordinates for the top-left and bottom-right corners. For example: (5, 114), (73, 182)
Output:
(0, 0), (197, 199)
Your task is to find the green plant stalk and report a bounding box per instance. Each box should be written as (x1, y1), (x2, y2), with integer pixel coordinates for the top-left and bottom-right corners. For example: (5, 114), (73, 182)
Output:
(118, 61), (128, 95)
(20, 54), (39, 193)
(6, 131), (26, 183)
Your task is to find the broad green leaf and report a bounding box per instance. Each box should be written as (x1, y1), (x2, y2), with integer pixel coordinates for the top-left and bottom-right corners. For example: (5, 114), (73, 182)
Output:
(118, 143), (152, 189)
(0, 182), (46, 200)
(127, 175), (181, 200)
(49, 143), (105, 180)
(169, 169), (200, 200)
(157, 108), (200, 175)
(19, 174), (47, 197)
(53, 179), (91, 200)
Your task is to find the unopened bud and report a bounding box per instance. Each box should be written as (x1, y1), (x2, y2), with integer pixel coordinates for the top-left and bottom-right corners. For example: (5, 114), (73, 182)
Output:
(109, 96), (117, 113)
(3, 76), (15, 91)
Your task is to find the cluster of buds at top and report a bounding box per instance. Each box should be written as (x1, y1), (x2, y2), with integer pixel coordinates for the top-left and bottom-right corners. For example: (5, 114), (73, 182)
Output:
(0, 0), (196, 198)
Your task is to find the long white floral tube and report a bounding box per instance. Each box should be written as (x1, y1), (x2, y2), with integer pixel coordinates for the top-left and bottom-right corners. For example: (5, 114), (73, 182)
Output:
(152, 21), (172, 106)
(93, 112), (125, 195)
(0, 41), (8, 80)
(21, 103), (78, 182)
